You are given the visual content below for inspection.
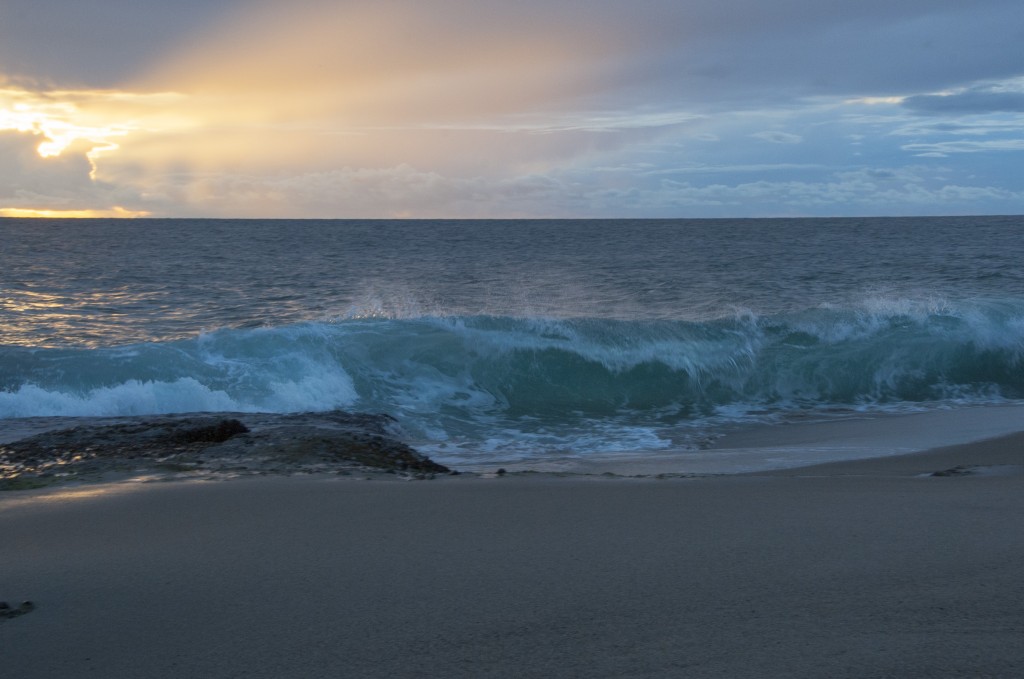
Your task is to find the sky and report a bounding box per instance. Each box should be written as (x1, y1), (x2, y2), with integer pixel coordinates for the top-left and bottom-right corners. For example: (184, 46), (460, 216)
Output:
(1, 0), (1023, 218)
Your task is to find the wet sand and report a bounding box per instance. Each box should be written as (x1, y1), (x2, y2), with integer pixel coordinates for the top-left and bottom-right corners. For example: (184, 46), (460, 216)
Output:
(2, 434), (1023, 678)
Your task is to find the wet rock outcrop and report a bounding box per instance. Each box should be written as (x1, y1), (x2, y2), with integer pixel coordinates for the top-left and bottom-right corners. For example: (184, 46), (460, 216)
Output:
(0, 411), (450, 489)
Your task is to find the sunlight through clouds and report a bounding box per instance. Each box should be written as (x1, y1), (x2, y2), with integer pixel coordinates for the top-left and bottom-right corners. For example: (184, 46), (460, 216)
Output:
(0, 0), (1022, 217)
(0, 84), (189, 215)
(0, 86), (185, 161)
(0, 87), (131, 172)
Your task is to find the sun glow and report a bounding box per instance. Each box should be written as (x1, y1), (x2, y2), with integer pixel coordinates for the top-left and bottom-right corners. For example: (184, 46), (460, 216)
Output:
(0, 1), (632, 218)
(0, 87), (136, 162)
(0, 207), (149, 218)
(0, 85), (186, 216)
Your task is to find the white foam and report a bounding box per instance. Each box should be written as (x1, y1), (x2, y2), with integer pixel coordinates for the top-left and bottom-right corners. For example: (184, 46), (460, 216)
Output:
(0, 371), (358, 418)
(0, 379), (242, 418)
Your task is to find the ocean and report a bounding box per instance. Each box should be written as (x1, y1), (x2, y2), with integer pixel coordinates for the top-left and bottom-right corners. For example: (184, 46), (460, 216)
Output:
(2, 216), (1023, 470)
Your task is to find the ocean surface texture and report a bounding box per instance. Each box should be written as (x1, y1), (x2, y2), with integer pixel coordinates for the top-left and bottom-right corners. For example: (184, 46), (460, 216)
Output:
(2, 217), (1023, 467)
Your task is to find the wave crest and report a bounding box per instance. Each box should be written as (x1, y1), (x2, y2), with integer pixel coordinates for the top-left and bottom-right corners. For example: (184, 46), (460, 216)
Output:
(3, 300), (1023, 457)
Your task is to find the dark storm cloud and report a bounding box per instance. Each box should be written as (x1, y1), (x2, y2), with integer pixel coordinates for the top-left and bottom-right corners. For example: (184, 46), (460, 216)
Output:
(0, 0), (242, 86)
(591, 0), (1024, 110)
(3, 0), (1022, 106)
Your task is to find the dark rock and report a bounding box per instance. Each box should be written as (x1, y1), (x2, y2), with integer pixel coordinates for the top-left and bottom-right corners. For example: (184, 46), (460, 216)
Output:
(172, 419), (249, 444)
(0, 600), (35, 620)
(931, 465), (972, 477)
(0, 410), (451, 489)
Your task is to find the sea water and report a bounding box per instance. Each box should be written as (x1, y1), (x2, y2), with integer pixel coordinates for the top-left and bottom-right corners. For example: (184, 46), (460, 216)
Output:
(2, 216), (1023, 468)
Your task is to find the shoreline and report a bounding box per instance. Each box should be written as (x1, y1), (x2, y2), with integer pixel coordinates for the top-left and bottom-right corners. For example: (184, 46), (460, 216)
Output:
(446, 402), (1024, 477)
(3, 430), (1023, 677)
(2, 419), (1023, 495)
(4, 402), (1024, 487)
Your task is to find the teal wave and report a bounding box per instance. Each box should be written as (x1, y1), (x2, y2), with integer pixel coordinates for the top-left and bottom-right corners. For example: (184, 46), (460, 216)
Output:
(3, 300), (1023, 456)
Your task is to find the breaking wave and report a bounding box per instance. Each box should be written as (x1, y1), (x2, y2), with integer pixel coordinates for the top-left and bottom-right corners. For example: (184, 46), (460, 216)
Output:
(3, 298), (1024, 461)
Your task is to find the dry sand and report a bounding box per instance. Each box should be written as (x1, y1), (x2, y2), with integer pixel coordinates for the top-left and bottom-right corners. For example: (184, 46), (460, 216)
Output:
(2, 435), (1023, 678)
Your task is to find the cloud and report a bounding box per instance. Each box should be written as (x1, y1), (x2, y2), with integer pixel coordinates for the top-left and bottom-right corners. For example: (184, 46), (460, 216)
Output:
(890, 119), (1024, 137)
(0, 129), (147, 213)
(3, 1), (1024, 217)
(647, 170), (1024, 214)
(0, 0), (243, 86)
(751, 131), (803, 144)
(903, 79), (1024, 114)
(901, 139), (1024, 155)
(0, 131), (93, 194)
(905, 91), (1024, 113)
(10, 1), (1024, 110)
(582, 0), (1024, 109)
(121, 161), (1023, 219)
(641, 163), (824, 176)
(129, 165), (589, 218)
(0, 84), (183, 213)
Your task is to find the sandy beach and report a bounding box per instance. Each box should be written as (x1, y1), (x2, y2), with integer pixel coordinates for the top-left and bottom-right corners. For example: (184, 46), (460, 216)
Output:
(2, 426), (1022, 679)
